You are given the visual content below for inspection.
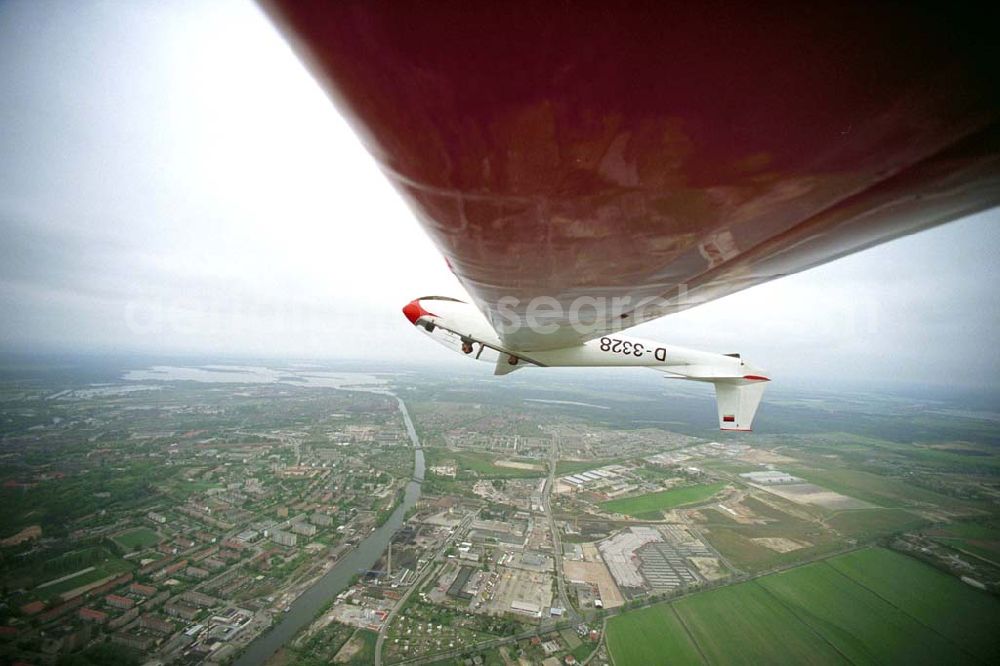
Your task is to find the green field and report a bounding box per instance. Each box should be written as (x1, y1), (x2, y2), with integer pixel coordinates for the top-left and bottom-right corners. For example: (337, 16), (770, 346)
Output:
(758, 560), (960, 664)
(789, 466), (973, 511)
(345, 629), (378, 664)
(170, 479), (224, 494)
(112, 526), (161, 551)
(6, 545), (133, 600)
(606, 548), (1000, 665)
(570, 641), (597, 663)
(804, 433), (1000, 473)
(827, 548), (1000, 662)
(33, 557), (134, 601)
(675, 580), (844, 664)
(600, 483), (726, 517)
(424, 448), (546, 479)
(826, 508), (926, 539)
(926, 521), (1000, 565)
(698, 501), (922, 573)
(607, 604), (704, 665)
(698, 526), (839, 573)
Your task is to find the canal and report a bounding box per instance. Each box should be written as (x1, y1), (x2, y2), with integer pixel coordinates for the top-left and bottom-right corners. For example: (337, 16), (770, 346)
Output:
(234, 395), (424, 666)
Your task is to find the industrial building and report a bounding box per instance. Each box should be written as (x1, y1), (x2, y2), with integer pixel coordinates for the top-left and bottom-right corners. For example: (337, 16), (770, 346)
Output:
(510, 600), (542, 618)
(740, 470), (802, 485)
(599, 525), (715, 597)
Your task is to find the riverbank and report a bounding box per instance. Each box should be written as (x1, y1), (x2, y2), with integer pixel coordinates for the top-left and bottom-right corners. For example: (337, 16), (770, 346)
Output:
(233, 393), (424, 666)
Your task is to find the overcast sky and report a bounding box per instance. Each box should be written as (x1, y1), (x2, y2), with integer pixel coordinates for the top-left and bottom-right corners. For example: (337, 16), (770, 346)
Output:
(1, 0), (998, 390)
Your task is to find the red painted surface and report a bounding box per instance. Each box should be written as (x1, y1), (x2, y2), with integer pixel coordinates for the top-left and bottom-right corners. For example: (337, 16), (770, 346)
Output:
(401, 299), (433, 325)
(742, 375), (770, 382)
(263, 1), (1000, 349)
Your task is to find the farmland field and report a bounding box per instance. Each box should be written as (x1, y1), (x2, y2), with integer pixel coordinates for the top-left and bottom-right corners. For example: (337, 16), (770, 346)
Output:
(699, 525), (842, 573)
(112, 526), (161, 551)
(600, 483), (726, 517)
(826, 508), (926, 539)
(606, 603), (703, 665)
(697, 527), (777, 570)
(674, 580), (843, 664)
(758, 560), (960, 664)
(926, 521), (1000, 564)
(788, 466), (973, 511)
(827, 548), (1000, 662)
(699, 500), (923, 573)
(606, 548), (1000, 665)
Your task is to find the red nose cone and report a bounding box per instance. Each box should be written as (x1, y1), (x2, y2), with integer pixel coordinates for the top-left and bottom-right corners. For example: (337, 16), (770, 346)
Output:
(402, 300), (427, 325)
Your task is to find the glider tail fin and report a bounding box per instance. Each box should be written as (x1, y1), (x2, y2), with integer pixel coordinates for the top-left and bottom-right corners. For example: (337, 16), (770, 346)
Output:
(714, 379), (767, 431)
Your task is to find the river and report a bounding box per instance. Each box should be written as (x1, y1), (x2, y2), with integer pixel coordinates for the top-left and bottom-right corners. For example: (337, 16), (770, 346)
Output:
(234, 395), (424, 666)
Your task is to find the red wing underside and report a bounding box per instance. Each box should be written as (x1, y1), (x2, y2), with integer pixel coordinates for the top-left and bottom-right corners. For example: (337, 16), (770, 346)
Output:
(261, 1), (1000, 351)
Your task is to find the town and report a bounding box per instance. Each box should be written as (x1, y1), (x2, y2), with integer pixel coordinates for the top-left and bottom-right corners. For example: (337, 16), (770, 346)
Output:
(1, 362), (998, 665)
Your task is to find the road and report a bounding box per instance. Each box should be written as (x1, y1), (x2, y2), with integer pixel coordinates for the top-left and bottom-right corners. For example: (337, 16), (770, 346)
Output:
(545, 439), (579, 622)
